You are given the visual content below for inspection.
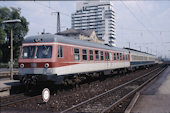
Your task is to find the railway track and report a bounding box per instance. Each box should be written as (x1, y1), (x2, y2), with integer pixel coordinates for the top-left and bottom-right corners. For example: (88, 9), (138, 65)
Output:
(0, 91), (41, 108)
(0, 82), (59, 109)
(61, 65), (167, 113)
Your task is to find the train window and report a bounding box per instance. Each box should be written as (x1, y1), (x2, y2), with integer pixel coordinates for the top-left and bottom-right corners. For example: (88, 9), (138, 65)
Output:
(121, 53), (123, 60)
(82, 49), (87, 60)
(108, 52), (110, 60)
(105, 52), (110, 61)
(89, 50), (93, 60)
(74, 48), (80, 61)
(123, 54), (125, 60)
(110, 52), (113, 61)
(21, 46), (35, 58)
(58, 45), (63, 58)
(126, 55), (128, 60)
(120, 53), (122, 60)
(144, 56), (147, 60)
(21, 46), (36, 59)
(36, 46), (52, 58)
(95, 50), (99, 61)
(100, 51), (104, 60)
(135, 55), (137, 60)
(117, 53), (120, 60)
(113, 53), (116, 60)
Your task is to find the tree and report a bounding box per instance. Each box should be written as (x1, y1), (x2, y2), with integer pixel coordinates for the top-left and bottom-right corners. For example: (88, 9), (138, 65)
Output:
(0, 7), (29, 62)
(0, 27), (5, 60)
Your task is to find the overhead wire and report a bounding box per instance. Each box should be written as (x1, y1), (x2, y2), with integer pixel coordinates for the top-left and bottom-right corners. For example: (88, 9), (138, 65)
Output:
(119, 1), (170, 55)
(113, 1), (170, 37)
(33, 1), (71, 31)
(0, 1), (9, 8)
(1, 1), (74, 33)
(1, 1), (58, 33)
(135, 1), (170, 38)
(135, 1), (153, 28)
(117, 27), (170, 32)
(34, 1), (71, 17)
(120, 1), (160, 40)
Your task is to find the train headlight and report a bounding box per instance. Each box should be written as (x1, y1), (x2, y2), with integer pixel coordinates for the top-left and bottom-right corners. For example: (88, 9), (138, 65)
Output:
(20, 63), (24, 68)
(44, 63), (49, 68)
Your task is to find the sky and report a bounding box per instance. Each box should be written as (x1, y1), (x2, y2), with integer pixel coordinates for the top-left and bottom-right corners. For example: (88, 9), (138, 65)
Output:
(0, 1), (170, 59)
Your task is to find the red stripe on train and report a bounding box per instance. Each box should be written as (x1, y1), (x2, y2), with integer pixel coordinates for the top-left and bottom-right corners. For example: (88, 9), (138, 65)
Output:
(18, 62), (79, 68)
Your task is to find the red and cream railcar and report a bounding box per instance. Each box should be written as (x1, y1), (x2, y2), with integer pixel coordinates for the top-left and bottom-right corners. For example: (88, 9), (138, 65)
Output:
(17, 34), (130, 84)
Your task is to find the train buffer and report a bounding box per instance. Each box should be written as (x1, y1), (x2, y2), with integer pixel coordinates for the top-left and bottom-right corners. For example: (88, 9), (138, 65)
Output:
(125, 66), (170, 113)
(0, 80), (20, 97)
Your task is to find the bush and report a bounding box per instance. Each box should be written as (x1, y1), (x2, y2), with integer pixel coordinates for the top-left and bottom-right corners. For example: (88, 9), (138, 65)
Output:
(0, 49), (2, 60)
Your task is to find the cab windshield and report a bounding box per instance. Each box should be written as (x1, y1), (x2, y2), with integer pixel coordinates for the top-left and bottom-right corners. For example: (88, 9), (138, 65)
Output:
(21, 45), (52, 59)
(21, 46), (35, 58)
(35, 46), (52, 58)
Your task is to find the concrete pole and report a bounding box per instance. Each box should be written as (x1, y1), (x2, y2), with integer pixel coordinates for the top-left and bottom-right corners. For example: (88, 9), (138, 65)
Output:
(128, 42), (130, 49)
(10, 28), (13, 80)
(2, 19), (21, 80)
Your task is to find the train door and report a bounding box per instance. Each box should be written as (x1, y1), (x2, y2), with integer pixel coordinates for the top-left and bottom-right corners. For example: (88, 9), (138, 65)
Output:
(109, 52), (113, 68)
(105, 52), (109, 69)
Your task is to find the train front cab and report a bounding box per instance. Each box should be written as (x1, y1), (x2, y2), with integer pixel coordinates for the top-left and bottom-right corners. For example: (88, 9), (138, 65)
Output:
(16, 43), (60, 85)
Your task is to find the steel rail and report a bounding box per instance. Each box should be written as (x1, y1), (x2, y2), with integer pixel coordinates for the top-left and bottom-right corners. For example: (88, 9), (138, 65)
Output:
(101, 65), (167, 113)
(0, 80), (59, 109)
(61, 65), (166, 113)
(0, 95), (41, 108)
(0, 82), (58, 108)
(0, 93), (25, 101)
(0, 88), (44, 108)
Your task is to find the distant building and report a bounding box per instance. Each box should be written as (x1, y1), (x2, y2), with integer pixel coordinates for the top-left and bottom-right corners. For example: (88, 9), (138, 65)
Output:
(58, 28), (104, 44)
(71, 1), (115, 46)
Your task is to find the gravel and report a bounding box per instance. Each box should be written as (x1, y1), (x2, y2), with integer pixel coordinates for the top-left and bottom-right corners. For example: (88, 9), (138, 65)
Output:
(1, 65), (160, 113)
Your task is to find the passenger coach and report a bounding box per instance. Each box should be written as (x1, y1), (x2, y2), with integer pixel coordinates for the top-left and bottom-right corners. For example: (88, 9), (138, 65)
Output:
(17, 34), (130, 85)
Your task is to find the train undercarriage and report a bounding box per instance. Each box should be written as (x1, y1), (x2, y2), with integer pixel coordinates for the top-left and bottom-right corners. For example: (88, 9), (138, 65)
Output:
(14, 63), (156, 88)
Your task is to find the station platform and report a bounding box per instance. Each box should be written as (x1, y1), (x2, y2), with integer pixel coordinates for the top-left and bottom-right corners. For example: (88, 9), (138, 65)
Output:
(126, 66), (170, 113)
(0, 80), (20, 97)
(0, 68), (18, 72)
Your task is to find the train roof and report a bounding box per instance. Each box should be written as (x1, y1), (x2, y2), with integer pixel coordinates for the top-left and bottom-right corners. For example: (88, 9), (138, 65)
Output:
(24, 34), (128, 53)
(124, 48), (155, 57)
